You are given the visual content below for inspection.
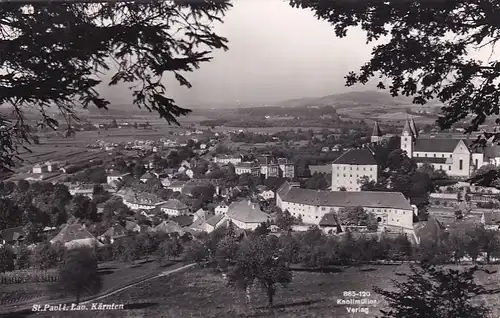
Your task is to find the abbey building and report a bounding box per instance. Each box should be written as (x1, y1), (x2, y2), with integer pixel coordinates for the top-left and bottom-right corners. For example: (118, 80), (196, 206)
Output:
(400, 118), (500, 178)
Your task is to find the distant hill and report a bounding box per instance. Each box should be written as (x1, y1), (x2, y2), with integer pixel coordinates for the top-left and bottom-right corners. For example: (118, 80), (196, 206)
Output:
(275, 90), (445, 108)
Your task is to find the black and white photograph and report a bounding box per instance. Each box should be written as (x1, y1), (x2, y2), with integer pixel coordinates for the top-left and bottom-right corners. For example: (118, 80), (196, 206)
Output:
(1, 0), (500, 317)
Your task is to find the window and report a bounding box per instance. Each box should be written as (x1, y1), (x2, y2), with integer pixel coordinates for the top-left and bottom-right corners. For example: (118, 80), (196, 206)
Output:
(425, 153), (427, 157)
(404, 137), (407, 141)
(363, 167), (366, 171)
(442, 154), (445, 157)
(356, 167), (359, 170)
(448, 166), (451, 170)
(416, 153), (419, 157)
(459, 159), (463, 170)
(434, 154), (436, 157)
(450, 154), (452, 158)
(440, 165), (442, 170)
(475, 159), (478, 167)
(350, 167), (352, 170)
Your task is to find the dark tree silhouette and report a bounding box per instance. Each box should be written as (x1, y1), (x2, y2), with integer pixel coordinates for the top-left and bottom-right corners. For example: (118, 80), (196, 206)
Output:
(375, 264), (495, 318)
(0, 1), (231, 170)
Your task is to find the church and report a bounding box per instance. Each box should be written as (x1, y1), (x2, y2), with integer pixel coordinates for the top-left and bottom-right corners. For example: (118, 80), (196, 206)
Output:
(398, 118), (500, 178)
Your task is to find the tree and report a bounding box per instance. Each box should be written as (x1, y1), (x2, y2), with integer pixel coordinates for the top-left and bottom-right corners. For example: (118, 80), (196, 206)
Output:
(374, 264), (493, 318)
(338, 206), (376, 229)
(68, 195), (98, 222)
(0, 1), (232, 171)
(157, 237), (183, 265)
(253, 222), (271, 236)
(31, 241), (66, 270)
(275, 209), (297, 231)
(228, 236), (292, 308)
(0, 245), (15, 273)
(447, 229), (468, 264)
(59, 247), (102, 305)
(184, 240), (209, 264)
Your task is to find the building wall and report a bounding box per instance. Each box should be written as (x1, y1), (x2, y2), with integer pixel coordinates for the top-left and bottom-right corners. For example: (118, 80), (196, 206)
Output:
(331, 164), (378, 191)
(160, 207), (188, 216)
(277, 196), (413, 229)
(450, 142), (471, 177)
(229, 218), (261, 230)
(400, 133), (413, 158)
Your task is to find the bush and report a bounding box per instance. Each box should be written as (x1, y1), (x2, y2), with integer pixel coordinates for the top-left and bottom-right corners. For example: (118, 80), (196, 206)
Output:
(0, 269), (58, 284)
(0, 246), (16, 273)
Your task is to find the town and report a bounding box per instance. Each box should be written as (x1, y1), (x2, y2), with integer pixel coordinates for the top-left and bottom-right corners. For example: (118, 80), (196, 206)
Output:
(2, 111), (500, 317)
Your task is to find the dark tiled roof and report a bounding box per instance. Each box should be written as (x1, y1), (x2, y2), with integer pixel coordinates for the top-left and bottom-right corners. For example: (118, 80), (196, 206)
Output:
(319, 213), (340, 227)
(158, 199), (188, 210)
(414, 217), (447, 241)
(281, 187), (413, 210)
(414, 138), (482, 153)
(0, 226), (25, 243)
(101, 224), (127, 239)
(51, 224), (99, 244)
(171, 215), (194, 227)
(332, 148), (377, 166)
(414, 157), (448, 164)
(206, 214), (225, 227)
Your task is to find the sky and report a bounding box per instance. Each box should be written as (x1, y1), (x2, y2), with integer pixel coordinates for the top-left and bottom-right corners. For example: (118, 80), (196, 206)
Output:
(98, 0), (378, 108)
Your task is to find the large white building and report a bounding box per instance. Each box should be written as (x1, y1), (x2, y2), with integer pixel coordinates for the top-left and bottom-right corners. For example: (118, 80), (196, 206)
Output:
(276, 182), (415, 231)
(400, 118), (497, 178)
(331, 148), (378, 191)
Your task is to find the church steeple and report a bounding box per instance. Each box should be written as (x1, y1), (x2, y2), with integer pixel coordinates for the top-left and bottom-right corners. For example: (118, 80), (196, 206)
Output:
(409, 117), (418, 138)
(402, 119), (413, 137)
(371, 121), (383, 144)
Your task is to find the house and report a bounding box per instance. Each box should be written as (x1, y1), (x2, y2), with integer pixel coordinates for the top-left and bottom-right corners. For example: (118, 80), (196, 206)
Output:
(413, 217), (448, 245)
(277, 159), (295, 179)
(157, 199), (189, 216)
(205, 214), (228, 233)
(0, 226), (26, 245)
(50, 224), (104, 249)
(32, 163), (48, 174)
(319, 213), (342, 234)
(226, 200), (271, 230)
(235, 162), (261, 176)
(371, 121), (384, 144)
(481, 211), (500, 230)
(193, 208), (214, 222)
(99, 224), (127, 244)
(401, 117), (490, 177)
(154, 220), (184, 234)
(123, 192), (165, 211)
(160, 177), (172, 187)
(213, 154), (242, 165)
(256, 186), (275, 200)
(215, 203), (229, 215)
(125, 220), (141, 233)
(68, 184), (94, 199)
(261, 164), (281, 179)
(331, 148), (378, 191)
(140, 172), (157, 183)
(45, 161), (60, 172)
(168, 181), (187, 193)
(106, 172), (131, 185)
(276, 181), (415, 231)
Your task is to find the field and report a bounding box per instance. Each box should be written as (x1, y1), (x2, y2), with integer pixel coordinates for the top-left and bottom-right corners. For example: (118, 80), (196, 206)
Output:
(29, 264), (500, 318)
(0, 258), (180, 316)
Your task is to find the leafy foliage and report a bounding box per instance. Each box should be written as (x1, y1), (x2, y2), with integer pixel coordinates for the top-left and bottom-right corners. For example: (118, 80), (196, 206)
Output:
(375, 264), (494, 318)
(59, 247), (102, 304)
(0, 1), (231, 169)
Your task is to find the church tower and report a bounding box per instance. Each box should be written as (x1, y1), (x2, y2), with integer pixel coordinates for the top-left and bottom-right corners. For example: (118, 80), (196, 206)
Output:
(401, 119), (414, 158)
(371, 121), (383, 144)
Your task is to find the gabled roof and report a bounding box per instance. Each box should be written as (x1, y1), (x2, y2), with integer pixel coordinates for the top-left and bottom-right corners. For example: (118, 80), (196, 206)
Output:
(281, 187), (413, 210)
(50, 224), (101, 245)
(206, 214), (225, 227)
(319, 213), (340, 227)
(482, 211), (500, 226)
(125, 220), (140, 231)
(194, 208), (211, 222)
(372, 121), (383, 137)
(226, 200), (270, 224)
(332, 148), (377, 166)
(154, 220), (183, 234)
(413, 138), (482, 154)
(414, 217), (447, 242)
(140, 172), (156, 180)
(171, 215), (194, 227)
(0, 226), (25, 243)
(158, 199), (188, 210)
(101, 224), (127, 239)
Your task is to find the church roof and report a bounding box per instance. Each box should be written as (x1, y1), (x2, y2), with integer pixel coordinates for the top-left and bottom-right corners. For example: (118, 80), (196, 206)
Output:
(402, 119), (413, 136)
(333, 148), (377, 166)
(372, 121), (383, 137)
(414, 138), (482, 153)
